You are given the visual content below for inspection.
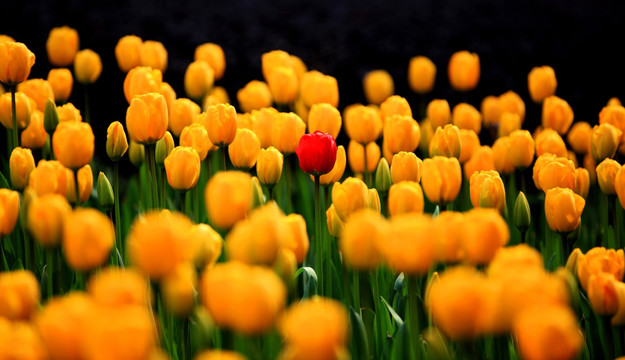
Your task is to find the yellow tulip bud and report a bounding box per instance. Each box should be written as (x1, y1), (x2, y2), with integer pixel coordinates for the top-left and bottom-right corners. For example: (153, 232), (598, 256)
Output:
(0, 270), (40, 321)
(184, 61), (214, 101)
(74, 49), (102, 84)
(204, 103), (237, 147)
(0, 92), (33, 129)
(481, 95), (501, 127)
(507, 130), (535, 169)
(162, 262), (197, 316)
(363, 70), (394, 105)
(460, 208), (509, 264)
(256, 146), (283, 187)
(458, 128), (480, 163)
(452, 102), (481, 134)
(591, 123), (622, 163)
(267, 66), (298, 104)
(426, 99), (451, 129)
(528, 65), (557, 103)
(63, 208), (115, 271)
(326, 204), (345, 238)
(308, 103), (342, 139)
(272, 112), (306, 154)
(97, 172), (114, 211)
(587, 272), (619, 316)
(47, 68), (73, 103)
(498, 112), (521, 138)
(388, 181), (424, 217)
(390, 151), (422, 183)
(228, 128), (261, 169)
(463, 145), (495, 180)
(180, 123), (212, 161)
(125, 92), (169, 145)
(237, 80), (272, 113)
(532, 154), (576, 192)
(542, 95), (574, 135)
(165, 147), (201, 191)
(195, 43), (226, 80)
(498, 90), (526, 123)
(282, 213), (309, 264)
(168, 98), (200, 137)
(56, 102), (81, 123)
(567, 121), (592, 155)
(470, 170), (506, 213)
(513, 192), (531, 232)
(9, 147), (34, 190)
(106, 121), (129, 162)
(596, 158), (620, 195)
(545, 187), (585, 233)
(206, 171), (253, 229)
(344, 104), (382, 144)
(129, 140), (145, 167)
(68, 164), (93, 204)
(348, 140), (380, 174)
(21, 110), (46, 149)
(301, 70), (339, 108)
(123, 66), (163, 104)
(114, 35), (143, 72)
(52, 121), (94, 169)
(574, 168), (590, 199)
(380, 95), (412, 123)
(140, 40), (167, 72)
(0, 41), (36, 86)
(45, 26), (78, 66)
(340, 209), (386, 270)
(408, 56), (436, 94)
(429, 123), (461, 159)
(492, 136), (515, 175)
(332, 177), (369, 222)
(599, 105), (625, 146)
(384, 114), (420, 154)
(0, 189), (20, 236)
(535, 128), (567, 157)
(422, 156), (462, 206)
(448, 50), (480, 91)
(319, 145), (346, 185)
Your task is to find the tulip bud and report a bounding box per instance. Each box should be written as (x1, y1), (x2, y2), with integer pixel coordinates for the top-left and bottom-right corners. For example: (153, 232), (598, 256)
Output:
(47, 68), (73, 103)
(535, 128), (567, 157)
(256, 146), (283, 187)
(164, 147), (201, 192)
(384, 114), (420, 154)
(206, 171), (253, 229)
(565, 248), (582, 275)
(155, 131), (175, 166)
(528, 66), (557, 103)
(125, 92), (169, 145)
(367, 188), (381, 213)
(498, 90), (526, 123)
(195, 42), (226, 80)
(52, 121), (95, 170)
(390, 151), (422, 184)
(27, 193), (71, 249)
(0, 92), (33, 130)
(9, 147), (35, 190)
(545, 187), (585, 233)
(422, 156), (462, 206)
(591, 123), (622, 163)
(228, 128), (261, 169)
(481, 95), (501, 127)
(66, 164), (93, 204)
(326, 204), (345, 238)
(308, 103), (342, 139)
(115, 35), (143, 72)
(237, 80), (273, 113)
(296, 131), (337, 176)
(426, 99), (451, 129)
(542, 96), (574, 135)
(347, 140), (380, 175)
(106, 121), (129, 162)
(533, 154), (576, 192)
(169, 98), (201, 137)
(344, 104), (382, 144)
(139, 40), (167, 72)
(452, 103), (482, 134)
(464, 146), (496, 180)
(408, 56), (436, 94)
(21, 110), (46, 149)
(363, 70), (394, 105)
(0, 189), (19, 236)
(123, 66), (163, 104)
(63, 208), (115, 271)
(204, 103), (237, 147)
(129, 140), (145, 167)
(45, 26), (79, 66)
(0, 41), (36, 86)
(0, 270), (40, 321)
(300, 70), (339, 108)
(184, 61), (214, 101)
(375, 158), (392, 193)
(319, 145), (346, 186)
(470, 170), (506, 213)
(498, 112), (521, 138)
(74, 49), (102, 84)
(567, 121), (592, 155)
(458, 128), (480, 163)
(380, 95), (412, 122)
(447, 50), (480, 91)
(429, 124), (461, 159)
(341, 209), (386, 270)
(97, 172), (114, 211)
(587, 272), (619, 316)
(56, 102), (81, 123)
(43, 99), (59, 134)
(513, 191), (531, 232)
(596, 158), (620, 195)
(388, 181), (424, 217)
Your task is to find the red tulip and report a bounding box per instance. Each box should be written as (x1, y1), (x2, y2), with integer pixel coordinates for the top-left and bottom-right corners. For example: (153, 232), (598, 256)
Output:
(296, 131), (337, 176)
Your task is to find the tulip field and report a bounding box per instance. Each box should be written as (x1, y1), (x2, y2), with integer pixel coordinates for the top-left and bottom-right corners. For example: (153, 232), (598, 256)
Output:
(2, 27), (625, 360)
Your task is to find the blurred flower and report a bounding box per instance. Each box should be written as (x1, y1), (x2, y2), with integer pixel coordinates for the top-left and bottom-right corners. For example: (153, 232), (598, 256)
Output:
(252, 107), (279, 148)
(574, 168), (590, 199)
(545, 187), (585, 233)
(21, 110), (46, 149)
(344, 104), (382, 144)
(0, 270), (39, 321)
(194, 351), (247, 360)
(46, 26), (79, 66)
(567, 121), (591, 155)
(47, 68), (73, 102)
(69, 164), (93, 204)
(507, 130), (535, 169)
(282, 213), (309, 264)
(165, 146), (201, 191)
(433, 211), (465, 263)
(597, 158), (620, 195)
(458, 128), (480, 163)
(388, 181), (424, 216)
(470, 170), (506, 213)
(377, 213), (436, 274)
(56, 102), (81, 122)
(0, 318), (48, 359)
(9, 147), (34, 190)
(447, 50), (480, 91)
(195, 43), (226, 80)
(599, 105), (625, 148)
(28, 160), (70, 197)
(267, 66), (298, 104)
(481, 95), (501, 127)
(229, 128), (261, 169)
(115, 35), (143, 72)
(52, 121), (94, 169)
(587, 272), (619, 316)
(577, 247), (625, 292)
(464, 145), (495, 180)
(180, 123), (213, 161)
(429, 123), (461, 159)
(17, 79), (54, 113)
(347, 140), (380, 174)
(380, 95), (412, 122)
(532, 154), (575, 192)
(498, 91), (526, 124)
(125, 92), (169, 144)
(491, 137), (515, 175)
(591, 123), (622, 163)
(74, 49), (102, 84)
(205, 103), (238, 147)
(63, 208), (115, 271)
(422, 156), (462, 205)
(168, 98), (200, 137)
(162, 262), (197, 316)
(408, 55), (436, 94)
(427, 99), (451, 129)
(332, 177), (369, 222)
(460, 208), (509, 264)
(384, 114), (420, 154)
(452, 103), (481, 134)
(308, 103), (342, 139)
(237, 80), (272, 112)
(319, 145), (346, 186)
(542, 95), (574, 135)
(206, 171), (253, 229)
(527, 65), (557, 103)
(88, 267), (152, 307)
(184, 61), (215, 101)
(272, 112), (307, 154)
(129, 140), (145, 167)
(301, 70), (339, 108)
(140, 40), (167, 72)
(498, 112), (521, 138)
(326, 204), (345, 238)
(159, 81), (176, 109)
(0, 92), (33, 130)
(188, 223), (223, 269)
(535, 128), (567, 157)
(256, 146), (283, 187)
(390, 151), (422, 183)
(27, 193), (71, 248)
(363, 69), (394, 105)
(106, 121), (129, 162)
(123, 66), (163, 104)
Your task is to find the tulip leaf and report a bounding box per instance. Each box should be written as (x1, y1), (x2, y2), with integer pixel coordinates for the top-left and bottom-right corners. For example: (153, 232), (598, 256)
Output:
(394, 272), (405, 292)
(381, 296), (404, 328)
(294, 266), (318, 298)
(116, 248), (125, 268)
(349, 307), (370, 360)
(391, 323), (415, 360)
(432, 205), (440, 218)
(0, 170), (8, 189)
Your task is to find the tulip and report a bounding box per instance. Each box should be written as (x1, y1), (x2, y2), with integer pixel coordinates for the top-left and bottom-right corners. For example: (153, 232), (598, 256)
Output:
(0, 92), (33, 129)
(426, 99), (451, 129)
(88, 267), (151, 307)
(139, 40), (167, 72)
(542, 95), (574, 135)
(123, 66), (163, 104)
(46, 26), (79, 66)
(567, 121), (592, 155)
(236, 112), (254, 130)
(125, 92), (169, 144)
(180, 123), (212, 161)
(422, 156), (462, 205)
(290, 54), (307, 80)
(267, 66), (299, 105)
(206, 171), (253, 229)
(296, 131), (337, 176)
(251, 107), (278, 148)
(432, 211), (464, 263)
(344, 104), (382, 144)
(67, 164), (93, 204)
(498, 112), (521, 138)
(204, 103), (238, 147)
(169, 98), (201, 137)
(532, 154), (576, 192)
(599, 105), (625, 145)
(9, 147), (34, 190)
(347, 140), (380, 174)
(591, 123), (622, 163)
(429, 123), (461, 159)
(165, 147), (201, 191)
(301, 70), (339, 108)
(319, 145), (346, 185)
(97, 172), (114, 211)
(408, 55), (436, 94)
(106, 121), (129, 162)
(513, 192), (531, 233)
(374, 159), (392, 195)
(577, 247), (625, 292)
(28, 160), (70, 197)
(52, 121), (94, 170)
(332, 177), (369, 222)
(74, 49), (102, 84)
(458, 128), (480, 163)
(463, 146), (496, 180)
(21, 110), (46, 149)
(470, 170), (506, 213)
(545, 187), (585, 233)
(256, 146), (283, 187)
(63, 208), (115, 271)
(161, 262), (197, 316)
(527, 65), (557, 103)
(2, 41), (35, 87)
(597, 158), (620, 195)
(201, 261), (286, 335)
(492, 137), (515, 175)
(587, 272), (619, 316)
(384, 114), (420, 154)
(47, 68), (73, 103)
(460, 208), (510, 264)
(129, 140), (145, 167)
(481, 95), (501, 127)
(27, 193), (71, 248)
(0, 270), (40, 320)
(390, 151), (422, 183)
(447, 50), (480, 91)
(237, 80), (272, 112)
(114, 35), (143, 72)
(56, 102), (81, 122)
(388, 181), (425, 216)
(184, 60), (215, 101)
(261, 50), (292, 81)
(195, 42), (226, 79)
(326, 204), (345, 238)
(228, 128), (261, 169)
(574, 168), (590, 199)
(186, 223), (223, 270)
(363, 69), (394, 105)
(498, 90), (526, 123)
(16, 79), (54, 112)
(535, 128), (567, 157)
(380, 95), (412, 122)
(507, 130), (535, 169)
(452, 103), (482, 134)
(155, 132), (176, 166)
(308, 103), (342, 139)
(281, 214), (309, 264)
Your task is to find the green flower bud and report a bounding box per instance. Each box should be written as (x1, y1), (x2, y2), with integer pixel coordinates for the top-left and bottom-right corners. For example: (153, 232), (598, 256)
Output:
(43, 99), (59, 134)
(129, 140), (145, 167)
(513, 191), (531, 232)
(156, 131), (175, 166)
(249, 176), (265, 209)
(375, 158), (391, 193)
(97, 172), (114, 211)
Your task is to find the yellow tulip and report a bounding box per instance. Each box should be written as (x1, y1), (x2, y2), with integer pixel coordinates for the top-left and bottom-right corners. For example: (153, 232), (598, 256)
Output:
(567, 121), (592, 155)
(237, 80), (272, 112)
(498, 112), (521, 138)
(114, 35), (143, 72)
(347, 140), (380, 174)
(206, 171), (253, 229)
(164, 147), (201, 191)
(184, 60), (215, 101)
(0, 270), (39, 321)
(125, 92), (169, 144)
(380, 95), (412, 122)
(272, 112), (306, 154)
(384, 114), (420, 154)
(532, 154), (576, 192)
(481, 95), (501, 127)
(596, 158), (620, 195)
(463, 145), (495, 180)
(52, 121), (95, 169)
(498, 90), (526, 124)
(492, 137), (515, 175)
(63, 208), (115, 271)
(426, 99), (451, 129)
(363, 69), (394, 105)
(267, 66), (298, 104)
(332, 177), (369, 222)
(591, 123), (622, 163)
(47, 68), (73, 102)
(308, 103), (342, 139)
(180, 122), (213, 161)
(21, 110), (46, 149)
(429, 123), (461, 159)
(256, 146), (283, 187)
(17, 79), (54, 111)
(74, 49), (102, 84)
(408, 56), (436, 94)
(162, 262), (197, 316)
(106, 121), (129, 162)
(542, 95), (574, 135)
(46, 26), (79, 66)
(0, 41), (36, 86)
(545, 187), (585, 233)
(319, 145), (346, 185)
(344, 104), (382, 144)
(470, 170), (506, 213)
(528, 65), (557, 103)
(300, 70), (339, 108)
(458, 128), (480, 163)
(388, 181), (425, 217)
(195, 43), (226, 80)
(229, 128), (261, 169)
(204, 103), (238, 147)
(9, 147), (34, 190)
(140, 40), (167, 72)
(169, 98), (201, 137)
(447, 50), (480, 91)
(28, 160), (70, 197)
(123, 66), (163, 104)
(88, 267), (152, 307)
(460, 208), (509, 264)
(535, 128), (567, 157)
(574, 167), (590, 199)
(507, 130), (535, 169)
(422, 156), (462, 205)
(390, 151), (422, 183)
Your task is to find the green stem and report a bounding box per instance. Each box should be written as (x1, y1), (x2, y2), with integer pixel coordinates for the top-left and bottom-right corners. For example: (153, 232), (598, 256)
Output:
(181, 191), (188, 217)
(148, 144), (159, 209)
(600, 316), (615, 359)
(221, 146), (227, 172)
(74, 169), (81, 207)
(46, 250), (54, 299)
(613, 196), (621, 250)
(22, 226), (32, 272)
(407, 276), (422, 356)
(113, 162), (122, 260)
(193, 186), (199, 223)
(314, 175), (323, 294)
(285, 156), (293, 213)
(1, 236), (8, 271)
(363, 144), (369, 188)
(370, 271), (383, 352)
(614, 325), (624, 358)
(352, 270), (361, 314)
(268, 186), (274, 201)
(11, 87), (18, 151)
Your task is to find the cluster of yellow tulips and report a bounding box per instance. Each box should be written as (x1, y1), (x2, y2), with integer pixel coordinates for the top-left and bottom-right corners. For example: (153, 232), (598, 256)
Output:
(1, 25), (625, 360)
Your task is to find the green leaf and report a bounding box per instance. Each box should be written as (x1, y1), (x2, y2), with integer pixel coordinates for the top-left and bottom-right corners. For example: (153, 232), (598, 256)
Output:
(394, 273), (405, 293)
(349, 307), (370, 360)
(0, 170), (9, 189)
(391, 323), (415, 360)
(381, 296), (404, 327)
(294, 266), (318, 298)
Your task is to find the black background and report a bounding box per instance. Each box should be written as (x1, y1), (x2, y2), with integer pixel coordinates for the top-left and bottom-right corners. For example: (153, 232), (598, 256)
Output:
(2, 0), (625, 164)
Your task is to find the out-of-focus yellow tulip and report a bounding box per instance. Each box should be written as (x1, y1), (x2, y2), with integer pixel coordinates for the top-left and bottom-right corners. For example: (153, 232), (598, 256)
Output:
(470, 170), (506, 213)
(481, 95), (501, 127)
(307, 103), (342, 139)
(181, 123), (213, 162)
(46, 26), (79, 67)
(139, 40), (167, 72)
(74, 49), (102, 84)
(28, 160), (70, 197)
(115, 35), (143, 72)
(384, 114), (420, 154)
(162, 262), (197, 316)
(229, 128), (261, 169)
(464, 145), (496, 180)
(9, 147), (34, 190)
(567, 121), (591, 155)
(0, 92), (33, 130)
(88, 267), (152, 307)
(576, 247), (625, 292)
(0, 270), (40, 321)
(0, 189), (19, 237)
(390, 151), (422, 184)
(542, 95), (574, 135)
(340, 209), (386, 270)
(535, 128), (567, 157)
(195, 42), (226, 80)
(344, 104), (382, 144)
(591, 123), (622, 163)
(47, 68), (73, 103)
(380, 95), (412, 123)
(272, 112), (305, 154)
(422, 156), (462, 206)
(63, 208), (115, 271)
(206, 171), (253, 229)
(507, 130), (535, 169)
(184, 60), (215, 101)
(426, 99), (451, 129)
(17, 79), (54, 111)
(27, 193), (71, 248)
(332, 177), (369, 222)
(56, 102), (81, 123)
(452, 103), (481, 134)
(575, 167), (590, 199)
(587, 272), (619, 316)
(433, 211), (465, 263)
(319, 145), (346, 186)
(408, 56), (436, 94)
(447, 50), (480, 91)
(326, 204), (345, 238)
(498, 112), (521, 138)
(123, 66), (163, 104)
(363, 70), (394, 105)
(527, 65), (557, 103)
(188, 223), (223, 269)
(300, 70), (339, 108)
(164, 147), (201, 191)
(267, 66), (298, 105)
(388, 181), (424, 217)
(429, 123), (461, 159)
(458, 128), (480, 163)
(460, 208), (509, 264)
(545, 187), (585, 233)
(21, 110), (46, 149)
(52, 121), (94, 169)
(498, 91), (526, 124)
(237, 80), (272, 113)
(596, 158), (620, 195)
(532, 154), (576, 192)
(492, 137), (515, 175)
(169, 98), (201, 137)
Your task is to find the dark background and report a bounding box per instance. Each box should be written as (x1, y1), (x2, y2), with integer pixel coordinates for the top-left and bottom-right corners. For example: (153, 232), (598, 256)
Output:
(2, 0), (625, 164)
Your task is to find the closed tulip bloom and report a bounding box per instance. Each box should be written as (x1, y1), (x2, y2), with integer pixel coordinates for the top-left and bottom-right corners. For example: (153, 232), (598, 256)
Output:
(21, 110), (46, 149)
(507, 130), (535, 169)
(542, 95), (574, 134)
(347, 140), (380, 174)
(237, 80), (272, 112)
(0, 189), (19, 236)
(236, 112), (254, 130)
(115, 35), (143, 72)
(106, 121), (129, 162)
(251, 107), (278, 148)
(63, 208), (115, 271)
(380, 95), (412, 122)
(326, 204), (345, 238)
(256, 146), (283, 186)
(52, 121), (94, 169)
(73, 49), (102, 84)
(533, 154), (576, 192)
(597, 158), (620, 195)
(448, 50), (480, 91)
(576, 247), (625, 292)
(169, 98), (201, 137)
(161, 262), (197, 316)
(206, 171), (253, 229)
(9, 147), (34, 190)
(591, 123), (622, 163)
(308, 103), (342, 139)
(575, 167), (590, 199)
(155, 131), (175, 166)
(201, 261), (286, 335)
(123, 66), (163, 104)
(463, 146), (496, 180)
(545, 187), (585, 233)
(261, 50), (292, 81)
(47, 68), (73, 102)
(301, 70), (339, 108)
(27, 194), (71, 248)
(28, 160), (70, 197)
(88, 267), (152, 307)
(586, 272), (619, 316)
(492, 137), (515, 175)
(128, 140), (145, 166)
(0, 41), (36, 86)
(180, 123), (212, 161)
(427, 99), (451, 129)
(290, 55), (307, 80)
(332, 177), (369, 222)
(498, 90), (526, 123)
(273, 112), (306, 154)
(340, 209), (386, 270)
(319, 145), (346, 185)
(0, 92), (33, 129)
(363, 70), (394, 105)
(527, 65), (557, 103)
(344, 104), (382, 144)
(384, 114), (420, 154)
(126, 92), (169, 144)
(68, 164), (93, 204)
(281, 214), (309, 264)
(187, 223), (223, 269)
(195, 42), (226, 80)
(452, 102), (482, 134)
(599, 105), (625, 144)
(165, 147), (201, 191)
(204, 103), (238, 147)
(267, 66), (299, 104)
(46, 26), (79, 66)
(481, 95), (501, 127)
(296, 131), (337, 176)
(56, 102), (82, 122)
(160, 82), (176, 111)
(390, 151), (422, 183)
(567, 121), (592, 154)
(429, 123), (461, 159)
(0, 270), (40, 321)
(459, 128), (480, 163)
(460, 208), (509, 264)
(498, 112), (521, 138)
(513, 305), (583, 360)
(184, 60), (214, 101)
(535, 128), (567, 157)
(422, 156), (462, 205)
(408, 55), (436, 94)
(433, 211), (465, 263)
(470, 170), (506, 213)
(17, 79), (54, 111)
(139, 40), (167, 72)
(229, 128), (261, 169)
(375, 159), (392, 193)
(204, 86), (230, 108)
(388, 181), (425, 216)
